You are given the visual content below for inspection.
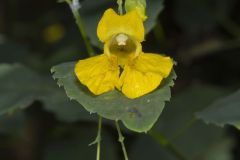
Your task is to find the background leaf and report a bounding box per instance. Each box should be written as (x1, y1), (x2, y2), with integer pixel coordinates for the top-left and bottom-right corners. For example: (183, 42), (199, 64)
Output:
(0, 41), (29, 63)
(197, 89), (240, 129)
(155, 85), (232, 160)
(51, 62), (176, 133)
(0, 63), (93, 122)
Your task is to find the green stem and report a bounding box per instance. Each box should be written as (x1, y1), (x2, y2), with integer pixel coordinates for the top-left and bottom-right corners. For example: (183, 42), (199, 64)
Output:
(89, 116), (102, 160)
(96, 117), (102, 160)
(65, 0), (95, 56)
(115, 121), (129, 160)
(149, 130), (188, 160)
(117, 0), (123, 15)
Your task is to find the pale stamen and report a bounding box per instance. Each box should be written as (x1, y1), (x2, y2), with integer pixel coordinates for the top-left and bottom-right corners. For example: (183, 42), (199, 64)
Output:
(116, 34), (128, 46)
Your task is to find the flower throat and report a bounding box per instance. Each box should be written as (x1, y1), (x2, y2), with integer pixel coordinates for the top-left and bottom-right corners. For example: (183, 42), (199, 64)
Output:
(108, 33), (138, 66)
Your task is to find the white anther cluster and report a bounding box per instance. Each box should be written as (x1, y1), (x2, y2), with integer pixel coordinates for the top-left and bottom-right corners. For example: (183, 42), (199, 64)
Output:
(116, 34), (128, 46)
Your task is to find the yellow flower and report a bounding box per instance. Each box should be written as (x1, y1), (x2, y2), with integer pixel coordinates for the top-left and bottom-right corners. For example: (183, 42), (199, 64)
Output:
(75, 9), (173, 99)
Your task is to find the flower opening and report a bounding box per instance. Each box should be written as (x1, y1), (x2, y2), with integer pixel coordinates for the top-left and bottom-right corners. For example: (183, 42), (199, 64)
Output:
(105, 33), (141, 66)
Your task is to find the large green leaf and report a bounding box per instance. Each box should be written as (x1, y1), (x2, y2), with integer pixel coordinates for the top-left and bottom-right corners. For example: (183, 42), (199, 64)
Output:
(0, 63), (92, 122)
(51, 62), (176, 132)
(197, 89), (240, 129)
(80, 0), (164, 48)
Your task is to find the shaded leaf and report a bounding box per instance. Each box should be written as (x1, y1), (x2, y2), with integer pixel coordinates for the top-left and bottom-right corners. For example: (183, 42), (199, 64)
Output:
(0, 63), (93, 122)
(144, 0), (164, 33)
(197, 89), (240, 129)
(0, 41), (28, 63)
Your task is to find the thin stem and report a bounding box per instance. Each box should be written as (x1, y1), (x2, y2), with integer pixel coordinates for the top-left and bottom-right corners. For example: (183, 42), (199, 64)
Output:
(65, 0), (95, 56)
(89, 116), (102, 160)
(149, 130), (188, 160)
(117, 0), (123, 15)
(115, 121), (129, 160)
(96, 117), (102, 160)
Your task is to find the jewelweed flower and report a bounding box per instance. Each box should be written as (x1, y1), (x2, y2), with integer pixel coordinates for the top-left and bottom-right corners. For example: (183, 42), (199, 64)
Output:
(75, 9), (173, 99)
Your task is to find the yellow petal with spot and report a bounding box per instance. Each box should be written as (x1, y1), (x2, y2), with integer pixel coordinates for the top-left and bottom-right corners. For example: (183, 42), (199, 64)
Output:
(97, 8), (144, 43)
(75, 54), (120, 95)
(118, 53), (173, 99)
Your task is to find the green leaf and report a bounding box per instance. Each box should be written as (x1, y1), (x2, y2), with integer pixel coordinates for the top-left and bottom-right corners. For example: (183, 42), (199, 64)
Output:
(144, 0), (164, 34)
(51, 62), (176, 132)
(0, 63), (93, 122)
(0, 41), (28, 63)
(0, 64), (42, 114)
(80, 0), (164, 48)
(197, 89), (240, 129)
(156, 85), (229, 135)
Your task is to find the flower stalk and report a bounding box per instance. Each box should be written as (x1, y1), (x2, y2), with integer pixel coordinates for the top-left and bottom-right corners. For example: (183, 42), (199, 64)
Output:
(115, 121), (129, 160)
(89, 116), (102, 160)
(117, 0), (123, 15)
(64, 0), (95, 56)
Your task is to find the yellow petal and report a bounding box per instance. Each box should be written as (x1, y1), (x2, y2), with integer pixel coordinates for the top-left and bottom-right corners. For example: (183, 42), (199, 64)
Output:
(118, 65), (163, 99)
(133, 53), (173, 77)
(75, 54), (120, 95)
(118, 53), (173, 99)
(97, 8), (144, 43)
